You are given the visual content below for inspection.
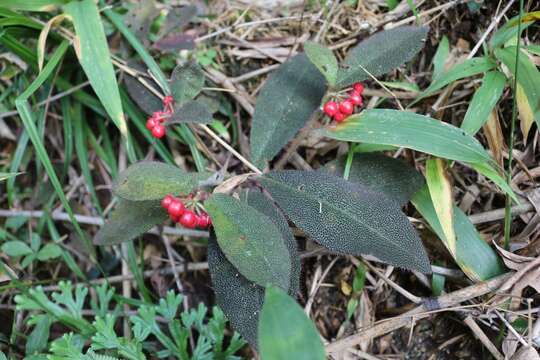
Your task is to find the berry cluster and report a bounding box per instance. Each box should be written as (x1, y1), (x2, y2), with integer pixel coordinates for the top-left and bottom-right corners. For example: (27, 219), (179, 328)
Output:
(146, 95), (175, 139)
(322, 82), (365, 123)
(161, 194), (211, 229)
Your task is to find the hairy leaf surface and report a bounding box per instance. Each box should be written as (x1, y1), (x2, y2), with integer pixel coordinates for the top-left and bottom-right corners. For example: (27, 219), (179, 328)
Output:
(259, 171), (431, 273)
(205, 193), (292, 289)
(250, 54), (326, 166)
(170, 61), (204, 105)
(113, 161), (210, 201)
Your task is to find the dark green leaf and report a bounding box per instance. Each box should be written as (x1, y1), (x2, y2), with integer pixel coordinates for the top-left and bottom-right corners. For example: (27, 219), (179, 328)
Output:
(124, 63), (162, 116)
(258, 285), (326, 360)
(1, 241), (33, 257)
(412, 186), (505, 281)
(322, 109), (496, 165)
(336, 26), (428, 87)
(259, 171), (431, 273)
(113, 161), (210, 201)
(304, 41), (338, 86)
(94, 199), (167, 246)
(250, 54), (326, 166)
(208, 234), (264, 349)
(170, 100), (213, 124)
(495, 46), (540, 127)
(205, 193), (292, 289)
(461, 71), (506, 135)
(244, 189), (301, 295)
(170, 61), (205, 105)
(323, 153), (424, 206)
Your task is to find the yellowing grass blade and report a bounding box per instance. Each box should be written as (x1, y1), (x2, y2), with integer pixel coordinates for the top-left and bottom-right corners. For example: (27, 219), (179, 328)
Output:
(516, 83), (535, 139)
(426, 158), (456, 256)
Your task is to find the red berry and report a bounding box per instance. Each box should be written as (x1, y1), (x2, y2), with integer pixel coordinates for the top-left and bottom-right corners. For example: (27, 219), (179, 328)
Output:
(146, 118), (157, 130)
(323, 101), (338, 117)
(197, 214), (210, 228)
(349, 93), (363, 106)
(179, 211), (197, 229)
(163, 95), (174, 106)
(168, 200), (185, 217)
(339, 100), (354, 115)
(353, 82), (364, 94)
(169, 213), (180, 222)
(152, 124), (166, 138)
(334, 112), (347, 123)
(161, 195), (174, 209)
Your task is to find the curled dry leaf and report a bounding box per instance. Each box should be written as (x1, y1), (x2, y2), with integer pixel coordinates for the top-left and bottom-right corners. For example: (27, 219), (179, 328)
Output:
(213, 173), (254, 194)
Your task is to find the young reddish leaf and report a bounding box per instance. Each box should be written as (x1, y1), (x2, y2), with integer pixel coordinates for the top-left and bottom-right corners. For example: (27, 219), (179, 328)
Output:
(258, 285), (326, 360)
(323, 153), (424, 206)
(170, 61), (204, 105)
(113, 161), (211, 201)
(205, 193), (292, 289)
(337, 26), (429, 87)
(94, 199), (167, 246)
(259, 170), (431, 273)
(250, 54), (326, 166)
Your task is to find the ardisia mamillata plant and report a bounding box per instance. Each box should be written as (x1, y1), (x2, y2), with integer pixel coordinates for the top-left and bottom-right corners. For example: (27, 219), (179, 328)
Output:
(96, 23), (514, 357)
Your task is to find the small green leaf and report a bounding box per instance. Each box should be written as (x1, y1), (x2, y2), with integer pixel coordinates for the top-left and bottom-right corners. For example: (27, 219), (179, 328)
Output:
(432, 35), (449, 81)
(63, 0), (128, 139)
(36, 244), (62, 261)
(304, 41), (338, 86)
(2, 241), (33, 257)
(250, 54), (326, 166)
(170, 100), (213, 124)
(0, 0), (67, 11)
(461, 71), (506, 135)
(352, 263), (366, 293)
(322, 109), (496, 165)
(113, 161), (211, 201)
(346, 298), (358, 320)
(490, 13), (535, 49)
(495, 46), (540, 127)
(94, 199), (167, 246)
(324, 153), (424, 206)
(431, 272), (445, 296)
(26, 315), (50, 354)
(412, 186), (505, 281)
(259, 285), (326, 360)
(415, 57), (497, 103)
(205, 193), (292, 289)
(337, 26), (428, 87)
(259, 171), (431, 273)
(170, 61), (205, 105)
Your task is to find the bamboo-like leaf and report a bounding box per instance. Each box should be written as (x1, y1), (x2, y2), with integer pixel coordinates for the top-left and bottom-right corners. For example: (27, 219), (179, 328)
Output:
(336, 26), (428, 87)
(432, 35), (449, 81)
(37, 14), (66, 71)
(322, 109), (495, 164)
(113, 161), (211, 201)
(412, 186), (505, 281)
(304, 41), (338, 86)
(414, 57), (497, 103)
(259, 286), (326, 360)
(0, 0), (67, 11)
(323, 153), (424, 206)
(259, 170), (431, 273)
(461, 71), (506, 135)
(495, 46), (540, 127)
(250, 54), (326, 166)
(426, 159), (456, 256)
(63, 0), (129, 140)
(94, 200), (167, 246)
(0, 172), (21, 182)
(205, 193), (292, 289)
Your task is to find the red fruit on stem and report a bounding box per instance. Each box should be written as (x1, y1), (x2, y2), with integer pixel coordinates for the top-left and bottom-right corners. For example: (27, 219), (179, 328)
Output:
(168, 200), (185, 217)
(197, 214), (210, 228)
(334, 111), (347, 123)
(163, 95), (174, 106)
(323, 101), (338, 117)
(353, 82), (364, 94)
(179, 211), (197, 229)
(349, 93), (363, 106)
(169, 213), (180, 222)
(152, 124), (166, 138)
(146, 118), (157, 130)
(339, 100), (354, 115)
(161, 195), (174, 209)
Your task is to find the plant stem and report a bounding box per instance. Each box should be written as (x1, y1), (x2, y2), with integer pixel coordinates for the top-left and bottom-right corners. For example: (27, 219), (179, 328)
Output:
(503, 0), (524, 249)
